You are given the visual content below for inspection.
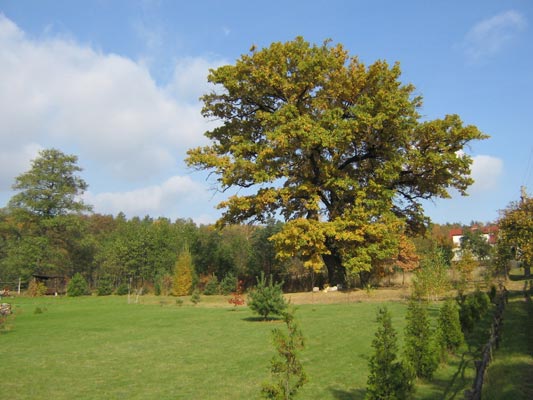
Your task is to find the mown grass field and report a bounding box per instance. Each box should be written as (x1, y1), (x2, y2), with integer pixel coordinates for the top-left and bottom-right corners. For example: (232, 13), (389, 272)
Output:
(482, 271), (533, 400)
(0, 293), (491, 399)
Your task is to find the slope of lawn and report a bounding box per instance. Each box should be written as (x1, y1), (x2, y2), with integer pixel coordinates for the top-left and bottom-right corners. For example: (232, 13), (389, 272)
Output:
(1, 294), (484, 399)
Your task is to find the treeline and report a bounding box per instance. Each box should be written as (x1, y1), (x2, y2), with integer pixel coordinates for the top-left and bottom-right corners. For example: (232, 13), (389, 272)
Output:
(0, 211), (322, 293)
(1, 148), (489, 295)
(0, 207), (463, 294)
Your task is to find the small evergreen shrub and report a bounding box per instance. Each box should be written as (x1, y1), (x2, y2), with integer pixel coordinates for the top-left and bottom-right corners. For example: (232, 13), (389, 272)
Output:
(248, 273), (287, 320)
(459, 297), (476, 333)
(203, 275), (220, 295)
(366, 307), (413, 400)
(191, 289), (201, 305)
(220, 273), (237, 295)
(96, 274), (113, 296)
(115, 283), (129, 296)
(67, 273), (89, 297)
(404, 300), (438, 379)
(437, 299), (464, 356)
(459, 290), (491, 333)
(473, 290), (491, 315)
(261, 308), (307, 399)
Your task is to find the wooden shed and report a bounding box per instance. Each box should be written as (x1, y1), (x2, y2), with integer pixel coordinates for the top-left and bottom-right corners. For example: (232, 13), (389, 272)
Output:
(32, 274), (68, 295)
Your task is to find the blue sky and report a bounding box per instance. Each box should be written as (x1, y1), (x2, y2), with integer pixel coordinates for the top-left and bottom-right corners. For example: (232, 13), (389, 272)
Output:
(0, 0), (531, 225)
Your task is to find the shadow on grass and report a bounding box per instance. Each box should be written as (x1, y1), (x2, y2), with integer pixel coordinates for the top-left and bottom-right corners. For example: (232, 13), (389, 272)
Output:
(241, 316), (284, 323)
(329, 387), (366, 400)
(417, 301), (496, 400)
(483, 359), (533, 400)
(483, 298), (533, 399)
(507, 268), (531, 282)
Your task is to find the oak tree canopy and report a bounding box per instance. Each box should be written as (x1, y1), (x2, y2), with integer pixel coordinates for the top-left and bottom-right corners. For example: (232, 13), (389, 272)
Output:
(187, 37), (487, 284)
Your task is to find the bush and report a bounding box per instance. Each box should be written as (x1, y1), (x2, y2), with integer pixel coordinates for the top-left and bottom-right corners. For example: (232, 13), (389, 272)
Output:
(248, 273), (287, 320)
(203, 275), (220, 295)
(228, 280), (245, 309)
(191, 289), (201, 305)
(115, 283), (129, 296)
(97, 274), (113, 296)
(404, 300), (438, 379)
(220, 273), (237, 295)
(27, 280), (47, 297)
(366, 307), (413, 400)
(473, 290), (491, 315)
(67, 273), (89, 297)
(459, 297), (476, 333)
(437, 299), (464, 356)
(459, 290), (491, 333)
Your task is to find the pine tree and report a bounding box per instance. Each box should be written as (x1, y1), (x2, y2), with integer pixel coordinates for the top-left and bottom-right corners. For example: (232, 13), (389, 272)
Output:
(262, 308), (307, 400)
(437, 299), (464, 357)
(172, 249), (194, 296)
(404, 300), (438, 379)
(248, 272), (287, 320)
(67, 273), (89, 297)
(366, 307), (413, 400)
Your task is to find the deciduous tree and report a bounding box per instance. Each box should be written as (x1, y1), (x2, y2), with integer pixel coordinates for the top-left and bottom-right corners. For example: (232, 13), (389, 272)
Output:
(187, 37), (487, 285)
(460, 228), (492, 262)
(498, 190), (533, 277)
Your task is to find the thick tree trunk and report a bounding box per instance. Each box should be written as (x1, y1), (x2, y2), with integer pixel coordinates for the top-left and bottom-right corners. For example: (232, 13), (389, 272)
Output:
(359, 271), (371, 288)
(322, 253), (346, 287)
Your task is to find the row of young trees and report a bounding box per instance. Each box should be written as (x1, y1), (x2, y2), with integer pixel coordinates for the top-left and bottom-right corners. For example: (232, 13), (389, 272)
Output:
(366, 287), (494, 399)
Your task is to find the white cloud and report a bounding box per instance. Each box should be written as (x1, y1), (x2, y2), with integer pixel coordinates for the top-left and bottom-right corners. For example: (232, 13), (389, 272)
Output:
(83, 175), (212, 219)
(469, 155), (503, 193)
(0, 14), (223, 190)
(166, 57), (227, 103)
(0, 143), (42, 190)
(463, 10), (527, 62)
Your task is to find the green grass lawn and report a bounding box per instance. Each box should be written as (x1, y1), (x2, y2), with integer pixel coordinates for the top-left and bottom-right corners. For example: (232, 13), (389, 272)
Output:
(482, 280), (533, 399)
(1, 295), (483, 399)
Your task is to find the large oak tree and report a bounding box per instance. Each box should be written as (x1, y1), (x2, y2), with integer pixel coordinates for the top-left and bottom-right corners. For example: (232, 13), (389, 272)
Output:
(187, 37), (487, 284)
